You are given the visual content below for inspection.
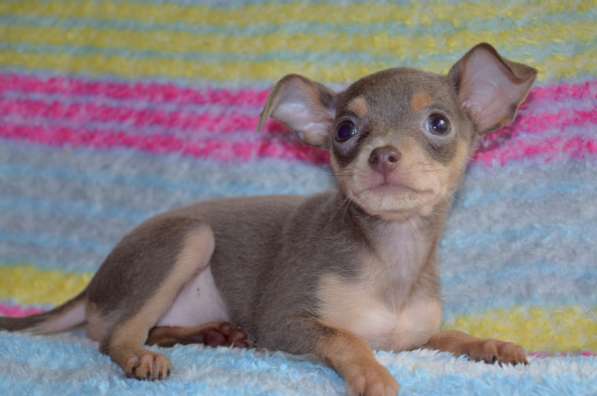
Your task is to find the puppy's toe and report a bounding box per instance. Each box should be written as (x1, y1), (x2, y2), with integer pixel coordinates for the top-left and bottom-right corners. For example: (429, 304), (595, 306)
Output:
(497, 342), (528, 365)
(463, 339), (499, 363)
(465, 339), (528, 366)
(345, 360), (399, 396)
(124, 355), (140, 377)
(126, 351), (171, 380)
(153, 353), (172, 380)
(203, 329), (227, 346)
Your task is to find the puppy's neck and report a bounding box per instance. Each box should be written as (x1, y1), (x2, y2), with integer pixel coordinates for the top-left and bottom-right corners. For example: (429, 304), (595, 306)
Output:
(338, 192), (448, 298)
(341, 192), (449, 254)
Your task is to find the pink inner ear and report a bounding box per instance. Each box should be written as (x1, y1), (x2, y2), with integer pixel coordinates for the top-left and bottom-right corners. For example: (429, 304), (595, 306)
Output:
(273, 100), (332, 139)
(460, 49), (530, 132)
(270, 82), (335, 147)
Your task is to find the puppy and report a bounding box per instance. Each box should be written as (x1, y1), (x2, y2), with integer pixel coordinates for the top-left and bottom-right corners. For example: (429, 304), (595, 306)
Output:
(0, 43), (536, 396)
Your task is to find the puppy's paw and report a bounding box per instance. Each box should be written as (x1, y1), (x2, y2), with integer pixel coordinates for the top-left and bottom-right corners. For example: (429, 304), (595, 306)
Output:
(465, 339), (528, 365)
(124, 351), (171, 380)
(345, 360), (399, 396)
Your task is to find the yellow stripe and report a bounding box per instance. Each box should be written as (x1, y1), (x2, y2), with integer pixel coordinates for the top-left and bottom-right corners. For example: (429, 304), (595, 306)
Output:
(1, 265), (595, 351)
(1, 1), (594, 29)
(2, 20), (595, 59)
(0, 266), (90, 306)
(0, 46), (594, 83)
(445, 306), (597, 353)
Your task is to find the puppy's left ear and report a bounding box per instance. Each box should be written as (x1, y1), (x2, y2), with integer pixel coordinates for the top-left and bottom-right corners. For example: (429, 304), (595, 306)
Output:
(258, 74), (336, 147)
(449, 43), (537, 133)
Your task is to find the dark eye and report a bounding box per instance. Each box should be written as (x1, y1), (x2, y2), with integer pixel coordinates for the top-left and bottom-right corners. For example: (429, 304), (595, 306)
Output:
(335, 120), (358, 143)
(426, 113), (450, 136)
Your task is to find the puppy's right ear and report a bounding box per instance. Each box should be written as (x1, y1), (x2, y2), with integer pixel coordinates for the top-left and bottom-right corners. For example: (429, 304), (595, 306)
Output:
(258, 74), (336, 147)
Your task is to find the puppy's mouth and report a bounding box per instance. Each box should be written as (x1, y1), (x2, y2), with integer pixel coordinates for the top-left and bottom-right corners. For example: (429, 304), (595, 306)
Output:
(355, 171), (433, 197)
(348, 177), (436, 218)
(357, 182), (427, 196)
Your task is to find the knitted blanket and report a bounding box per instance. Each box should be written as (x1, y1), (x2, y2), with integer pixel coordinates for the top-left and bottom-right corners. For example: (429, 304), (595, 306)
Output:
(0, 1), (595, 395)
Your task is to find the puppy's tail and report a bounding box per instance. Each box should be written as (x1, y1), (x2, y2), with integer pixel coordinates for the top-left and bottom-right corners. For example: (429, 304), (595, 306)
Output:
(0, 290), (87, 334)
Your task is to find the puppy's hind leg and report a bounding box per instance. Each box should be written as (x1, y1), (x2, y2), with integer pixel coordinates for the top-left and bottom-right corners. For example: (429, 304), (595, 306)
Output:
(147, 322), (252, 348)
(87, 218), (215, 380)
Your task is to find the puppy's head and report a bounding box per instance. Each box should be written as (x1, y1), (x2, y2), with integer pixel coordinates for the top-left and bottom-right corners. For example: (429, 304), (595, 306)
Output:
(260, 43), (536, 220)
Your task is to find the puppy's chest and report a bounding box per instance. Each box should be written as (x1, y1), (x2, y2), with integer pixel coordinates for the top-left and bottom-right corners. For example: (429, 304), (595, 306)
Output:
(317, 225), (441, 350)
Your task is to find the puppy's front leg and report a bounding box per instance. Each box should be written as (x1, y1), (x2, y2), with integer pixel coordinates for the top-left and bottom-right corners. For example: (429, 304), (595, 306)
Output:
(318, 326), (399, 396)
(266, 319), (398, 396)
(424, 330), (527, 365)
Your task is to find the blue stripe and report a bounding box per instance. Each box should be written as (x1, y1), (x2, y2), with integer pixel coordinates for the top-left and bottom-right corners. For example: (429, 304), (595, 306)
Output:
(442, 260), (597, 288)
(0, 231), (111, 255)
(0, 161), (332, 198)
(442, 222), (597, 251)
(456, 180), (597, 211)
(0, 194), (147, 224)
(1, 217), (596, 263)
(2, 65), (585, 90)
(0, 40), (593, 68)
(1, 161), (595, 229)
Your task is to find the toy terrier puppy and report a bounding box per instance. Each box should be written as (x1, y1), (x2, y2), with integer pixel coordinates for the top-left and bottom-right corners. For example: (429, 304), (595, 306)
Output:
(0, 43), (536, 396)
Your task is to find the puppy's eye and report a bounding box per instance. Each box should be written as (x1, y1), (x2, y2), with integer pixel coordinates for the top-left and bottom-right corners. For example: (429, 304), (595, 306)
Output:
(426, 113), (450, 136)
(335, 120), (358, 143)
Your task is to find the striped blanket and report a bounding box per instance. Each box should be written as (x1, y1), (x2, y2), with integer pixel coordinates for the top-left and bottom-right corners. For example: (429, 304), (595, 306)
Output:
(0, 1), (595, 395)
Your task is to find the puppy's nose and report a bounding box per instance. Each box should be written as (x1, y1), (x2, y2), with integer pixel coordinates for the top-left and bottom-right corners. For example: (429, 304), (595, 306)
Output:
(368, 146), (401, 174)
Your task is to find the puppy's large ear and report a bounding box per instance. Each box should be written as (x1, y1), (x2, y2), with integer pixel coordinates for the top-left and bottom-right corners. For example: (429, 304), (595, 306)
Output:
(258, 74), (336, 147)
(449, 43), (537, 133)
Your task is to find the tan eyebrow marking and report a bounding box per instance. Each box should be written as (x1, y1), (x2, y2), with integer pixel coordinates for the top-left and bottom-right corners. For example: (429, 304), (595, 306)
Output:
(346, 96), (368, 118)
(410, 91), (433, 112)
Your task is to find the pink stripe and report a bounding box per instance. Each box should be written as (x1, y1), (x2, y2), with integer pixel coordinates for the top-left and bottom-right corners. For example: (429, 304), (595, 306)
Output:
(0, 73), (269, 107)
(0, 98), (287, 134)
(2, 97), (595, 139)
(0, 73), (595, 108)
(1, 121), (595, 166)
(524, 79), (597, 106)
(478, 108), (597, 152)
(0, 123), (330, 164)
(474, 135), (597, 166)
(0, 303), (43, 318)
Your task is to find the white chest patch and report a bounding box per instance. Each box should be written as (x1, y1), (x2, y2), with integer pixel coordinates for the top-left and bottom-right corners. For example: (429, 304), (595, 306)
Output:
(317, 273), (442, 350)
(317, 219), (441, 350)
(158, 266), (230, 327)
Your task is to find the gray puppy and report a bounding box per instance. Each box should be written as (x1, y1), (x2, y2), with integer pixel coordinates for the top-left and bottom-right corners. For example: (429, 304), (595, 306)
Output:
(0, 43), (536, 396)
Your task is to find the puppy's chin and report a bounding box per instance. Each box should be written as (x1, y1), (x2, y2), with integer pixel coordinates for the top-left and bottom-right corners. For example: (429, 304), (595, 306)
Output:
(346, 184), (438, 221)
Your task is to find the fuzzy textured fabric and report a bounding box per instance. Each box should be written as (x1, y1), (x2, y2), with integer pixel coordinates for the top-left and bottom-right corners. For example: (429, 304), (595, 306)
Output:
(0, 0), (595, 395)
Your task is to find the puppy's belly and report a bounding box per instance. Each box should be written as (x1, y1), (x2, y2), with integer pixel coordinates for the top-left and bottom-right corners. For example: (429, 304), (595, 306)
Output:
(158, 266), (230, 327)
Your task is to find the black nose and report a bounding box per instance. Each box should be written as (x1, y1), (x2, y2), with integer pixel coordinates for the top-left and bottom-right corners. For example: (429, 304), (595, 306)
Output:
(369, 146), (401, 174)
